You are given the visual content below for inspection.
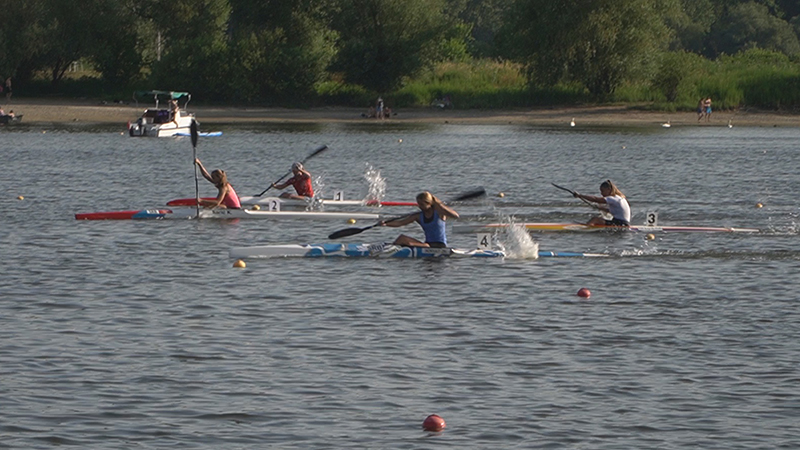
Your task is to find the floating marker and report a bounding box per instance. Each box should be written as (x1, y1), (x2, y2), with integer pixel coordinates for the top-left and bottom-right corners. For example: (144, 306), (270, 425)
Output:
(398, 139), (403, 143)
(646, 233), (655, 240)
(348, 218), (356, 224)
(756, 203), (763, 208)
(233, 259), (246, 268)
(17, 196), (24, 200)
(422, 414), (446, 432)
(497, 192), (505, 198)
(577, 288), (591, 298)
(251, 204), (261, 211)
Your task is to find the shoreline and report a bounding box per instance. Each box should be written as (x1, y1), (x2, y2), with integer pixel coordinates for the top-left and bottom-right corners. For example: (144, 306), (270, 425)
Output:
(3, 97), (799, 127)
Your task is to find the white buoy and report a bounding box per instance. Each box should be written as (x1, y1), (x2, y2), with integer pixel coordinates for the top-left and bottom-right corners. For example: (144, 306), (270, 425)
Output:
(570, 118), (576, 127)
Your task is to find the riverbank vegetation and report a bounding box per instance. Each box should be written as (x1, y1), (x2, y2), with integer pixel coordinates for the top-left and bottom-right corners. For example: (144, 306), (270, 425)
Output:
(3, 0), (800, 112)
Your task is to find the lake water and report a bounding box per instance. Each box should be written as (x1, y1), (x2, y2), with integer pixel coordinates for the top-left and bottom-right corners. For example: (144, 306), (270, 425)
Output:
(1, 121), (799, 449)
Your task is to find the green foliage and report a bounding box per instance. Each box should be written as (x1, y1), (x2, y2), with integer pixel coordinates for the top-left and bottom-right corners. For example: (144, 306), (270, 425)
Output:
(708, 2), (800, 58)
(331, 0), (451, 93)
(499, 0), (676, 97)
(651, 51), (707, 102)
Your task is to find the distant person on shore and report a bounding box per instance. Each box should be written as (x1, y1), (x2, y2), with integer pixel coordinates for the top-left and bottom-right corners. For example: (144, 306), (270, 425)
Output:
(697, 98), (705, 122)
(272, 162), (314, 200)
(703, 97), (712, 122)
(376, 97), (384, 120)
(572, 179), (631, 227)
(194, 158), (241, 209)
(4, 77), (11, 101)
(7, 110), (14, 118)
(0, 106), (5, 116)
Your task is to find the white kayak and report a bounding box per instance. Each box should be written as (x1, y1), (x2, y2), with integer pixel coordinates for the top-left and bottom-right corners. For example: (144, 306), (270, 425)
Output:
(165, 196), (415, 208)
(76, 208), (381, 221)
(453, 222), (761, 234)
(228, 243), (609, 259)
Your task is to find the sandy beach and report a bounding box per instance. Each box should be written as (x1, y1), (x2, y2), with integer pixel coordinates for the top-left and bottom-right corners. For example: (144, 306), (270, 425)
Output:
(3, 97), (799, 127)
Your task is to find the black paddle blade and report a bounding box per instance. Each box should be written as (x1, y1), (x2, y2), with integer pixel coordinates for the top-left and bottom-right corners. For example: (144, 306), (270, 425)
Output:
(304, 145), (328, 162)
(551, 183), (575, 195)
(190, 120), (199, 148)
(453, 187), (487, 202)
(328, 226), (372, 240)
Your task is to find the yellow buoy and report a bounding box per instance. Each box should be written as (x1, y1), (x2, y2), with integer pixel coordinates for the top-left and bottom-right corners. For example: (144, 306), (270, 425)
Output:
(251, 204), (261, 210)
(17, 196), (24, 200)
(233, 259), (246, 268)
(756, 203), (763, 208)
(348, 218), (356, 224)
(497, 192), (505, 198)
(646, 233), (655, 241)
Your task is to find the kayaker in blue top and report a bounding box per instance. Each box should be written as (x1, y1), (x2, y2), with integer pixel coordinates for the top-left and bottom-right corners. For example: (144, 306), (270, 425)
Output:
(379, 191), (459, 248)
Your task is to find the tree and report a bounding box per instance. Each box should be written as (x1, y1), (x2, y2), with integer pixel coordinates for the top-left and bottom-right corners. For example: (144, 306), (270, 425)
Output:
(707, 2), (800, 58)
(499, 0), (676, 96)
(331, 0), (450, 93)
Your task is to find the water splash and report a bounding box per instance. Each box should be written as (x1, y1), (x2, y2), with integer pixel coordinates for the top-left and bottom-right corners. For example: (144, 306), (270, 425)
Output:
(363, 164), (386, 203)
(493, 216), (539, 259)
(307, 175), (326, 210)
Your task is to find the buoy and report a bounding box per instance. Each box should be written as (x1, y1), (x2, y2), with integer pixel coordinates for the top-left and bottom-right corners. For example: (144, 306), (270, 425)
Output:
(497, 192), (505, 198)
(233, 259), (246, 268)
(251, 204), (261, 211)
(756, 203), (763, 208)
(570, 118), (576, 127)
(398, 138), (403, 143)
(577, 288), (591, 298)
(348, 218), (356, 224)
(646, 233), (655, 241)
(17, 196), (24, 200)
(422, 414), (446, 432)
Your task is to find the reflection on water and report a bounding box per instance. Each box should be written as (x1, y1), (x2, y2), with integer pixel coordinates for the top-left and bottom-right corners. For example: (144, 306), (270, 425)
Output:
(1, 123), (799, 448)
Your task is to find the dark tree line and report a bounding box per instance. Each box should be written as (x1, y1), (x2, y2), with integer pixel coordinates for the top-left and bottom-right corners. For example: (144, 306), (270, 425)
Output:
(1, 0), (800, 102)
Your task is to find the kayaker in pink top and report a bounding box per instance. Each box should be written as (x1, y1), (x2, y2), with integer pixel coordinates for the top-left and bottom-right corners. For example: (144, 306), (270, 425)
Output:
(194, 158), (241, 209)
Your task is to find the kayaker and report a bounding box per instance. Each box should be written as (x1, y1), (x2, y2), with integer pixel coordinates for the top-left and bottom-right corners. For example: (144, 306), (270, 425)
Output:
(194, 158), (241, 209)
(272, 162), (313, 200)
(380, 191), (459, 248)
(573, 179), (630, 226)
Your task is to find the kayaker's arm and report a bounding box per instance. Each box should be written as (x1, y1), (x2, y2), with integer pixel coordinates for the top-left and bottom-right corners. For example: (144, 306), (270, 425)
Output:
(380, 213), (418, 227)
(194, 158), (213, 183)
(574, 192), (607, 204)
(431, 194), (459, 220)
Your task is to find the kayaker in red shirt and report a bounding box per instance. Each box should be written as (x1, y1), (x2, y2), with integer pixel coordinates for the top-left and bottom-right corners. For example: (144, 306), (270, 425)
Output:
(272, 162), (314, 199)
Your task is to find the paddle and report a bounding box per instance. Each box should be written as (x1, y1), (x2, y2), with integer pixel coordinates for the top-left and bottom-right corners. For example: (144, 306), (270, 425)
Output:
(256, 144), (329, 196)
(552, 183), (611, 217)
(191, 120), (200, 218)
(328, 187), (487, 239)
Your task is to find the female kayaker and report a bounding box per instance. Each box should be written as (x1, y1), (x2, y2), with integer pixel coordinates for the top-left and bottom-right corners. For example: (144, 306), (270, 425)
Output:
(272, 162), (313, 200)
(380, 191), (459, 248)
(574, 179), (630, 226)
(194, 158), (241, 209)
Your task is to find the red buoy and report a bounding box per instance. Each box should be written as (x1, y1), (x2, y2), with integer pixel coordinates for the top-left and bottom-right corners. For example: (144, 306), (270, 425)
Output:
(577, 288), (591, 298)
(422, 414), (446, 432)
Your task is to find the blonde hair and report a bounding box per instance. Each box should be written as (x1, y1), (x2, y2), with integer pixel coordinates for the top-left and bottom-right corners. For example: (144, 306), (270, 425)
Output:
(601, 179), (625, 198)
(211, 169), (228, 188)
(416, 192), (433, 204)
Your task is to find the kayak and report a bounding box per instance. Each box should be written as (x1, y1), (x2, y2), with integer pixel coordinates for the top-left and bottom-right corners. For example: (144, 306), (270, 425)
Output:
(166, 196), (416, 208)
(228, 243), (609, 259)
(75, 208), (382, 221)
(453, 223), (761, 234)
(175, 131), (222, 137)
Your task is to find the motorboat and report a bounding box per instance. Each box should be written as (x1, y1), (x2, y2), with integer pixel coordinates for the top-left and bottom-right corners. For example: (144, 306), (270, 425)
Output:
(128, 90), (194, 137)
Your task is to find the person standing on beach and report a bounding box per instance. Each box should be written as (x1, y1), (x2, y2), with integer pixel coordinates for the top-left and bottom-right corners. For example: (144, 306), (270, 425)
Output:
(4, 77), (11, 101)
(703, 97), (712, 122)
(697, 98), (705, 122)
(376, 97), (384, 120)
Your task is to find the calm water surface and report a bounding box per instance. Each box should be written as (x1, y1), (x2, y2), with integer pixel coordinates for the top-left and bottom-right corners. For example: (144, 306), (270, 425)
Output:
(1, 121), (799, 449)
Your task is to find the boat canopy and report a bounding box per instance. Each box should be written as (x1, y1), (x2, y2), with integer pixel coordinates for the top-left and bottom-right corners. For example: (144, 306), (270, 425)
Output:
(132, 90), (191, 109)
